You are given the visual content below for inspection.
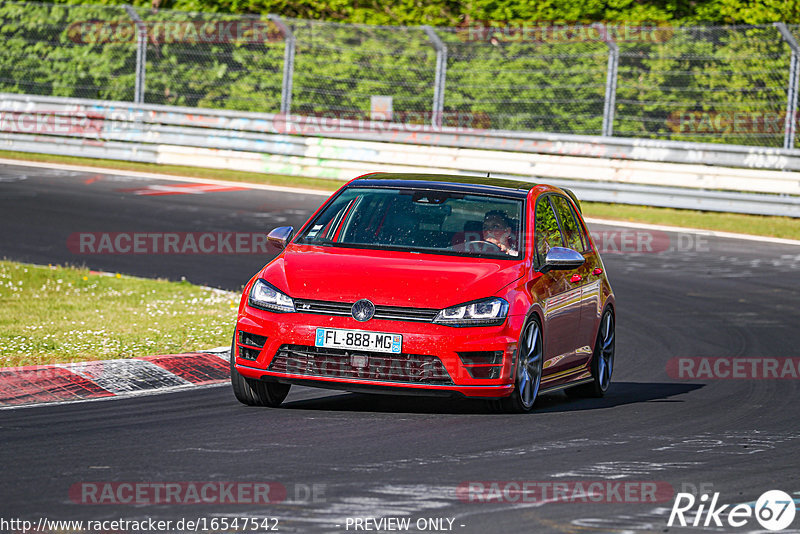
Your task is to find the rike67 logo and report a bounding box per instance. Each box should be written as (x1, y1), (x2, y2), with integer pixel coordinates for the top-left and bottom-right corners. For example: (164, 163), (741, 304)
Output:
(668, 490), (797, 531)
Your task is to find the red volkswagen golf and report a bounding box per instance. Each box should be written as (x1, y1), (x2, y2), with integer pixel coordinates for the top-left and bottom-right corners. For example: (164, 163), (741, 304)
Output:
(231, 174), (615, 412)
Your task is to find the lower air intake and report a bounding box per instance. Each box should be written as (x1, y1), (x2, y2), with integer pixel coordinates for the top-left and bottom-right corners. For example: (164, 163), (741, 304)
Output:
(268, 345), (453, 385)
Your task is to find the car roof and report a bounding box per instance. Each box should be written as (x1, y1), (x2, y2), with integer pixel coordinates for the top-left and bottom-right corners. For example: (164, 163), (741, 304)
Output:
(350, 173), (540, 199)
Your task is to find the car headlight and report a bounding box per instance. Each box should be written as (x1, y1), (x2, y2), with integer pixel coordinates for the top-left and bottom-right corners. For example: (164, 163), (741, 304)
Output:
(434, 297), (509, 327)
(248, 279), (295, 313)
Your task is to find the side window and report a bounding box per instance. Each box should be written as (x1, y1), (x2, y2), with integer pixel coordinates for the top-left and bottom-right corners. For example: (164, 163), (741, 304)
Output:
(534, 196), (564, 266)
(551, 195), (585, 252)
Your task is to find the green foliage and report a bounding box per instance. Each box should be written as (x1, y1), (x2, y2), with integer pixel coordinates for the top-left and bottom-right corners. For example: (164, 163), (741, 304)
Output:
(614, 26), (789, 145)
(40, 0), (800, 25)
(0, 3), (137, 100)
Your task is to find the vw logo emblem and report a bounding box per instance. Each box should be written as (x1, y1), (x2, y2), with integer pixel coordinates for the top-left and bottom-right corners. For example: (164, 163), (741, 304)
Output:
(351, 299), (375, 322)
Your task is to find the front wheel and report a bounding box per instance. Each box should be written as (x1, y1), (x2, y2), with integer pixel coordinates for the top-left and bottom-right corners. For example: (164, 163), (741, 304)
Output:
(230, 338), (291, 407)
(567, 308), (615, 398)
(498, 319), (543, 413)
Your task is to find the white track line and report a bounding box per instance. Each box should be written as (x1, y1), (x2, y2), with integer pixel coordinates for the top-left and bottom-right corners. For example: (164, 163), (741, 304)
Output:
(0, 157), (333, 197)
(3, 157), (798, 246)
(584, 217), (800, 247)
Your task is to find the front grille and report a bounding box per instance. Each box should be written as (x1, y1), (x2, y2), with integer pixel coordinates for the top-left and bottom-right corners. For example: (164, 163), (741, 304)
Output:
(293, 299), (439, 323)
(268, 345), (453, 385)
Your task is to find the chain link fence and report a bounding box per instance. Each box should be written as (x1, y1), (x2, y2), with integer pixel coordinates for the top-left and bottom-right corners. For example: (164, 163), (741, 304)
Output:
(287, 19), (437, 120)
(134, 7), (285, 111)
(439, 26), (610, 134)
(0, 2), (137, 101)
(2, 1), (800, 148)
(616, 25), (791, 147)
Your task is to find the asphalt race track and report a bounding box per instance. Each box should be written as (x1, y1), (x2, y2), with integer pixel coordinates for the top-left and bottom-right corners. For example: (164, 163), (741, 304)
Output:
(1, 163), (800, 533)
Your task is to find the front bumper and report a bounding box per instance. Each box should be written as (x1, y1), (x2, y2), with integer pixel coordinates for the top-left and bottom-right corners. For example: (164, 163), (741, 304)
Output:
(233, 306), (525, 398)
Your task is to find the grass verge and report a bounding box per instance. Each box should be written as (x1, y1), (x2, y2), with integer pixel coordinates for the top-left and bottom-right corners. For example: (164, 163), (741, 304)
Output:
(0, 260), (237, 367)
(582, 202), (800, 241)
(1, 150), (798, 241)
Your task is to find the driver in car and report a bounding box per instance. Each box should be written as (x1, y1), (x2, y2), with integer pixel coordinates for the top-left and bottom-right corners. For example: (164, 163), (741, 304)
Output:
(482, 210), (518, 255)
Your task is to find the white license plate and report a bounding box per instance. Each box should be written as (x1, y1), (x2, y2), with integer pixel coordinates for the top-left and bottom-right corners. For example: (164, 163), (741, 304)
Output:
(314, 328), (402, 354)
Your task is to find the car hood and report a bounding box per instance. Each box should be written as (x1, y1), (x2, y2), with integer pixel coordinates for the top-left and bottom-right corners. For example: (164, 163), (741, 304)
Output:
(260, 245), (526, 309)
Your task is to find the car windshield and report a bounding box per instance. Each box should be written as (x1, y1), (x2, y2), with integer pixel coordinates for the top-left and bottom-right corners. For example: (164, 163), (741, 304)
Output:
(296, 187), (524, 259)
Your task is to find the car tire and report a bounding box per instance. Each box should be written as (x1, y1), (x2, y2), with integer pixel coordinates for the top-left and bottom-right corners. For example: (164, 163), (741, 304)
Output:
(230, 337), (291, 407)
(498, 318), (543, 413)
(566, 308), (615, 398)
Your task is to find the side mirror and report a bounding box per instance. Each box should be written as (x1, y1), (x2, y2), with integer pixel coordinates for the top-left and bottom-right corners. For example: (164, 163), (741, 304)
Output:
(267, 226), (294, 250)
(539, 246), (584, 274)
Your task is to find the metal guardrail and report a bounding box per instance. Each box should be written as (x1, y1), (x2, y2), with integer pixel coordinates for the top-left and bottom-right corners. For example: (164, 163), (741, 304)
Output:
(1, 93), (799, 217)
(5, 93), (800, 171)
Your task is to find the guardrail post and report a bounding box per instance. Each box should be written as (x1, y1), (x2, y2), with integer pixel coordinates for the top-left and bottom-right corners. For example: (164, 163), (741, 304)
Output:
(124, 5), (147, 104)
(423, 26), (447, 128)
(269, 15), (295, 115)
(776, 23), (800, 150)
(595, 23), (619, 137)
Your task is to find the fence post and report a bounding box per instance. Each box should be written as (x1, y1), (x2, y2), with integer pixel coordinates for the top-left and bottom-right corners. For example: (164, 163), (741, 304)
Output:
(776, 23), (800, 150)
(269, 15), (295, 115)
(423, 26), (447, 128)
(124, 5), (147, 104)
(595, 23), (619, 137)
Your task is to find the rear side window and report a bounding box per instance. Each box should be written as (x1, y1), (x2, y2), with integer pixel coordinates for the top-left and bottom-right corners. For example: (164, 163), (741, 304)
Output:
(551, 195), (586, 252)
(534, 195), (564, 266)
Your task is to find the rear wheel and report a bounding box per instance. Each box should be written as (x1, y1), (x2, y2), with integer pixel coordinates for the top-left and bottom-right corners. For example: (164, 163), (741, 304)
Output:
(498, 319), (543, 413)
(566, 308), (615, 398)
(230, 337), (290, 407)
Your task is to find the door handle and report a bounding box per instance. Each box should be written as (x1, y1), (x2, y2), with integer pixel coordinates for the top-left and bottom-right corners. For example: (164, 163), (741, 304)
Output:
(570, 274), (582, 283)
(592, 268), (603, 275)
